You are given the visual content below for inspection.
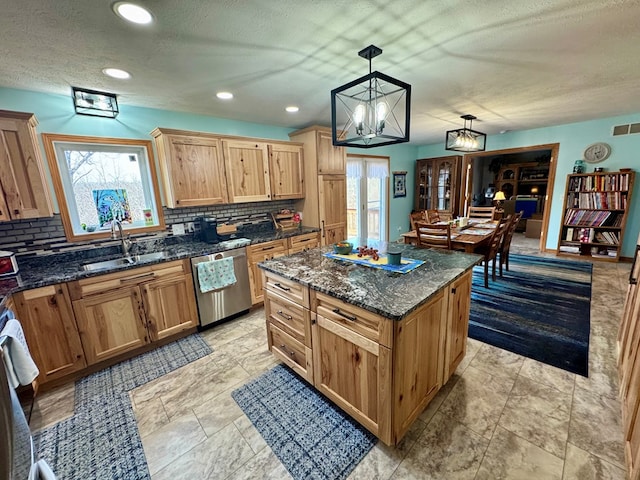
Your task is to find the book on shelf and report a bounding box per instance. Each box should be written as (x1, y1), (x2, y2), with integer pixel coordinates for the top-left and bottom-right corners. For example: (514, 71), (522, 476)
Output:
(559, 245), (581, 254)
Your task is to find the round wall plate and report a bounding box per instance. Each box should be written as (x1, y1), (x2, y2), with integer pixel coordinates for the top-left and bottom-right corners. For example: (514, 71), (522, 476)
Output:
(583, 142), (611, 163)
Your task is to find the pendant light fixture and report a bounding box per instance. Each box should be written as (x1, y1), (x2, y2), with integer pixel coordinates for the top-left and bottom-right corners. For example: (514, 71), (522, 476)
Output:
(331, 45), (411, 148)
(72, 87), (119, 118)
(445, 114), (487, 152)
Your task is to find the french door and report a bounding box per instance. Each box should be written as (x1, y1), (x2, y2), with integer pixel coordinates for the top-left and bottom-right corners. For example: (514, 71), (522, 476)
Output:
(346, 155), (389, 243)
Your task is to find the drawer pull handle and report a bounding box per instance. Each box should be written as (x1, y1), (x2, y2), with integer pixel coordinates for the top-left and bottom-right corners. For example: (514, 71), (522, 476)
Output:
(274, 282), (291, 292)
(332, 308), (357, 322)
(277, 310), (293, 321)
(262, 246), (275, 251)
(279, 344), (296, 357)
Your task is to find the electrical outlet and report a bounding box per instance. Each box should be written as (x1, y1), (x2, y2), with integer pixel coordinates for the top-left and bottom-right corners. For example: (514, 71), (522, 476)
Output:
(171, 223), (185, 235)
(185, 222), (195, 233)
(397, 226), (402, 232)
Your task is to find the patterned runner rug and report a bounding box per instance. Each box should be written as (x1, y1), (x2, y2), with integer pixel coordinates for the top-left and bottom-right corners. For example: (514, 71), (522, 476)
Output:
(469, 254), (592, 376)
(33, 334), (212, 479)
(232, 364), (377, 480)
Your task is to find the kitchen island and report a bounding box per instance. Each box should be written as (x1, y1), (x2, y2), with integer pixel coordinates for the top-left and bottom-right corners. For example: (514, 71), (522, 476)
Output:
(258, 243), (481, 446)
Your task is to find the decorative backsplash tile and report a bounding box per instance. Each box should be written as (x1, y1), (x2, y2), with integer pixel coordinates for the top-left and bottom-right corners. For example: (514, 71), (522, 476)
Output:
(0, 200), (296, 257)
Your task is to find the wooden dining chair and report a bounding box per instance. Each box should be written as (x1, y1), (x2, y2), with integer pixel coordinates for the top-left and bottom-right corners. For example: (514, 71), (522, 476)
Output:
(476, 218), (509, 287)
(499, 211), (523, 276)
(415, 221), (452, 250)
(409, 210), (427, 231)
(426, 209), (440, 224)
(467, 206), (496, 221)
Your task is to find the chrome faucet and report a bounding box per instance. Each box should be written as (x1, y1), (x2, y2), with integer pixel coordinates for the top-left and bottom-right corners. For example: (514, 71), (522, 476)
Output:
(111, 220), (132, 256)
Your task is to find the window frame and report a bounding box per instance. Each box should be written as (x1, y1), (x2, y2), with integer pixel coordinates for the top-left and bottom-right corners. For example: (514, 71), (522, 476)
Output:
(42, 133), (166, 242)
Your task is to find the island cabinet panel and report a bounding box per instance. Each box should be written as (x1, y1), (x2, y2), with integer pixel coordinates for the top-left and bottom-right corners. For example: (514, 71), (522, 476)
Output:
(73, 287), (149, 365)
(268, 322), (313, 383)
(264, 290), (310, 346)
(392, 291), (446, 442)
(151, 129), (229, 207)
(443, 271), (472, 382)
(312, 314), (392, 439)
(223, 140), (272, 203)
(268, 143), (304, 200)
(13, 284), (86, 384)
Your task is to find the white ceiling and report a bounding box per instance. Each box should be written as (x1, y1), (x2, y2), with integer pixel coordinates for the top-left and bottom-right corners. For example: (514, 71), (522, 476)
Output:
(2, 0), (640, 145)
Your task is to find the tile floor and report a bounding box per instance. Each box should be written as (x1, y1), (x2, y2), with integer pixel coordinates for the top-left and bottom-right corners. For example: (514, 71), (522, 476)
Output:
(29, 233), (630, 479)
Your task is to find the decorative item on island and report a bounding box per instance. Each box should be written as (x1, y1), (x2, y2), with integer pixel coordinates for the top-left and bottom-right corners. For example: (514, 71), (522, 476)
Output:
(271, 209), (302, 232)
(258, 243), (481, 445)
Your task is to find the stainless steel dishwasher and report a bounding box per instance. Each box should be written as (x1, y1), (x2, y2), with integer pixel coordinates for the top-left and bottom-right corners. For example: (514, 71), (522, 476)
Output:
(191, 247), (252, 328)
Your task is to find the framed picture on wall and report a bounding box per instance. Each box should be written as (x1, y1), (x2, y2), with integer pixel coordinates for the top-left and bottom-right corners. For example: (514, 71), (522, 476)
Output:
(393, 171), (407, 198)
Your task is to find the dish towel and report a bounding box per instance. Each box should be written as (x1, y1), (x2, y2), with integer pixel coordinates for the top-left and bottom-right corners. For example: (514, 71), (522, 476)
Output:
(1, 317), (39, 388)
(197, 257), (237, 293)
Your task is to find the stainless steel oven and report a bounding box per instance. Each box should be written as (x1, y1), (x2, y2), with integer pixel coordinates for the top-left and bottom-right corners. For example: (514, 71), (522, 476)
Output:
(191, 247), (252, 328)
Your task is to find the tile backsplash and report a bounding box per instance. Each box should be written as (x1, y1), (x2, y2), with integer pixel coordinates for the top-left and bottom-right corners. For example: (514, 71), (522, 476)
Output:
(0, 200), (296, 257)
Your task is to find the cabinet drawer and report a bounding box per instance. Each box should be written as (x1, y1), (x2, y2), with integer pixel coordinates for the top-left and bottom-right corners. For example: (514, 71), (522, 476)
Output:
(264, 271), (309, 308)
(264, 290), (310, 347)
(268, 322), (313, 383)
(288, 232), (320, 253)
(247, 239), (288, 259)
(313, 291), (392, 347)
(69, 259), (188, 299)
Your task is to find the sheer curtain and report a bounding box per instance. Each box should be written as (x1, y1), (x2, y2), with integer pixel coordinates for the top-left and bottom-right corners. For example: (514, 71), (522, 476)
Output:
(347, 156), (389, 242)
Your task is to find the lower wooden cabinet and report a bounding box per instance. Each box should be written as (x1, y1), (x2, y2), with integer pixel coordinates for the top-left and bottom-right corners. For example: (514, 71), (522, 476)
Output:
(13, 284), (86, 384)
(288, 231), (320, 254)
(247, 239), (289, 305)
(443, 271), (472, 382)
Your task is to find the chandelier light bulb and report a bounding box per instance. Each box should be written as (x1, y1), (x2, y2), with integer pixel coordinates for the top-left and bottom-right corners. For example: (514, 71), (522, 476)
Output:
(353, 104), (366, 135)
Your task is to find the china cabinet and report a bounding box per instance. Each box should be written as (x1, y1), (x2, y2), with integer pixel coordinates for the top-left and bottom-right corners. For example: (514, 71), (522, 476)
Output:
(414, 156), (462, 219)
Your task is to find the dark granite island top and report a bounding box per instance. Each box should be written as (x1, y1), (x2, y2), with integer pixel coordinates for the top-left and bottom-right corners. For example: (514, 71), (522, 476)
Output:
(258, 243), (482, 321)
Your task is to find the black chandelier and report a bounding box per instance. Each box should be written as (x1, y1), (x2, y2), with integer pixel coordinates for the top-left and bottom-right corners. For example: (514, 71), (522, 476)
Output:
(72, 87), (119, 118)
(445, 114), (486, 152)
(331, 45), (411, 148)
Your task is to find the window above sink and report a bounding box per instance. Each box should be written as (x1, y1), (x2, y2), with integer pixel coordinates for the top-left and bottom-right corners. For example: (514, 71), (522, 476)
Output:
(42, 134), (165, 242)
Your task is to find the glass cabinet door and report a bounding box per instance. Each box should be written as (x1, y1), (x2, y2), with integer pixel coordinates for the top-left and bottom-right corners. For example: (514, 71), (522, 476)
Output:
(436, 160), (453, 211)
(417, 161), (433, 210)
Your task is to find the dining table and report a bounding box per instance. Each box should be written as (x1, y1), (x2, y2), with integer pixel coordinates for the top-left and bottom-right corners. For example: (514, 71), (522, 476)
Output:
(401, 220), (498, 253)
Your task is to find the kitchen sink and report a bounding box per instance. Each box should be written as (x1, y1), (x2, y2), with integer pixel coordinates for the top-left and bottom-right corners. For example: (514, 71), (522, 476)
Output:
(80, 251), (169, 272)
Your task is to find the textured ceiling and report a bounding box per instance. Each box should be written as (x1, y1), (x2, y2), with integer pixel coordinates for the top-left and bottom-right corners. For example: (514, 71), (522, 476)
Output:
(1, 0), (640, 144)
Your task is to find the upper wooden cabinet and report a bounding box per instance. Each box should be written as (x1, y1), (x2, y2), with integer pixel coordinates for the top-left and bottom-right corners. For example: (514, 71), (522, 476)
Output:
(151, 128), (229, 207)
(223, 139), (271, 202)
(268, 143), (304, 199)
(415, 155), (462, 219)
(316, 129), (346, 174)
(0, 110), (53, 221)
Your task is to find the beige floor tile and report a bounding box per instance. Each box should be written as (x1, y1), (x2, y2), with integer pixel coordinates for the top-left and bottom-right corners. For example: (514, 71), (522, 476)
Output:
(234, 414), (269, 454)
(569, 384), (625, 468)
(151, 423), (255, 480)
(226, 446), (292, 480)
(455, 337), (483, 374)
(498, 375), (572, 458)
(131, 394), (170, 438)
(142, 412), (207, 475)
(519, 358), (575, 394)
(438, 365), (514, 438)
(391, 412), (489, 480)
(475, 426), (564, 480)
(468, 343), (525, 381)
(562, 443), (626, 480)
(192, 386), (244, 436)
(418, 373), (460, 424)
(29, 382), (75, 431)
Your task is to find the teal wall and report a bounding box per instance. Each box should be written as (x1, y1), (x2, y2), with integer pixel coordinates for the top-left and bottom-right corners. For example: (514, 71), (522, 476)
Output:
(418, 115), (640, 258)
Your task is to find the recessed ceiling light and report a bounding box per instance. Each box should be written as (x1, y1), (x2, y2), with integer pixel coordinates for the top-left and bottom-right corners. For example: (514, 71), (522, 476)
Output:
(102, 68), (131, 79)
(113, 2), (153, 24)
(216, 92), (234, 100)
(285, 106), (299, 113)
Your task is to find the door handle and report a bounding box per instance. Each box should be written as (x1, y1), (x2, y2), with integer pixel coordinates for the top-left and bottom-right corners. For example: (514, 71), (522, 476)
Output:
(321, 220), (325, 238)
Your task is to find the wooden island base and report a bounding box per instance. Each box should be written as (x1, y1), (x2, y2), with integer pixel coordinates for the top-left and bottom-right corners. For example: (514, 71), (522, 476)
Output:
(262, 268), (472, 446)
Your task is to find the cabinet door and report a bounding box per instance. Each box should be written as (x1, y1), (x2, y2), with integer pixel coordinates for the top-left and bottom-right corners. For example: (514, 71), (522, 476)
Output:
(312, 314), (391, 441)
(316, 130), (346, 174)
(318, 175), (347, 245)
(288, 232), (320, 254)
(247, 240), (288, 304)
(73, 288), (149, 365)
(0, 114), (52, 220)
(164, 135), (228, 207)
(415, 159), (433, 211)
(142, 274), (198, 341)
(14, 284), (86, 384)
(223, 140), (271, 202)
(324, 224), (347, 246)
(443, 271), (472, 382)
(435, 157), (458, 215)
(619, 249), (640, 397)
(268, 144), (304, 199)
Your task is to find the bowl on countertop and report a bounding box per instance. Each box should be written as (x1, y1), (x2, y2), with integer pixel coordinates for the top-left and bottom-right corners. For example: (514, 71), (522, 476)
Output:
(333, 242), (353, 255)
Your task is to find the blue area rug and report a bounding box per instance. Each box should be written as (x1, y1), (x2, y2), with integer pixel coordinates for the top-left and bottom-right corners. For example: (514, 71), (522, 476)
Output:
(232, 364), (377, 480)
(469, 254), (592, 376)
(33, 334), (212, 480)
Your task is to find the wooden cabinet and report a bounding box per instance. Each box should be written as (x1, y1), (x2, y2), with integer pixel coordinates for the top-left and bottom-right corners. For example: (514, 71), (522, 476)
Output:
(0, 110), (53, 221)
(415, 156), (462, 219)
(290, 126), (347, 246)
(443, 271), (472, 382)
(288, 231), (320, 254)
(495, 162), (549, 200)
(268, 143), (304, 199)
(557, 171), (635, 262)
(247, 240), (289, 305)
(70, 259), (197, 365)
(223, 139), (271, 203)
(151, 128), (229, 207)
(12, 284), (86, 384)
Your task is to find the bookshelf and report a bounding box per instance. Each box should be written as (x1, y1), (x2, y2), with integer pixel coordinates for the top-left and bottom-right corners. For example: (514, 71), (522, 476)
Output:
(557, 170), (635, 262)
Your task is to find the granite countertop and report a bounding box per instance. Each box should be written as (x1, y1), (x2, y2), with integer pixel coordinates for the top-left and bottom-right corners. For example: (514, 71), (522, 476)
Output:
(0, 227), (319, 305)
(258, 243), (482, 321)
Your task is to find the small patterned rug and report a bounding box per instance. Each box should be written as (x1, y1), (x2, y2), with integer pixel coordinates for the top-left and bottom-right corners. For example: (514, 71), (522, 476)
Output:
(33, 334), (212, 480)
(470, 254), (592, 376)
(232, 364), (377, 480)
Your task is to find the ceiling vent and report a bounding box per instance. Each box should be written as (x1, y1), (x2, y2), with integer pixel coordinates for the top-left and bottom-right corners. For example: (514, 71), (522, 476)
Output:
(612, 123), (640, 136)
